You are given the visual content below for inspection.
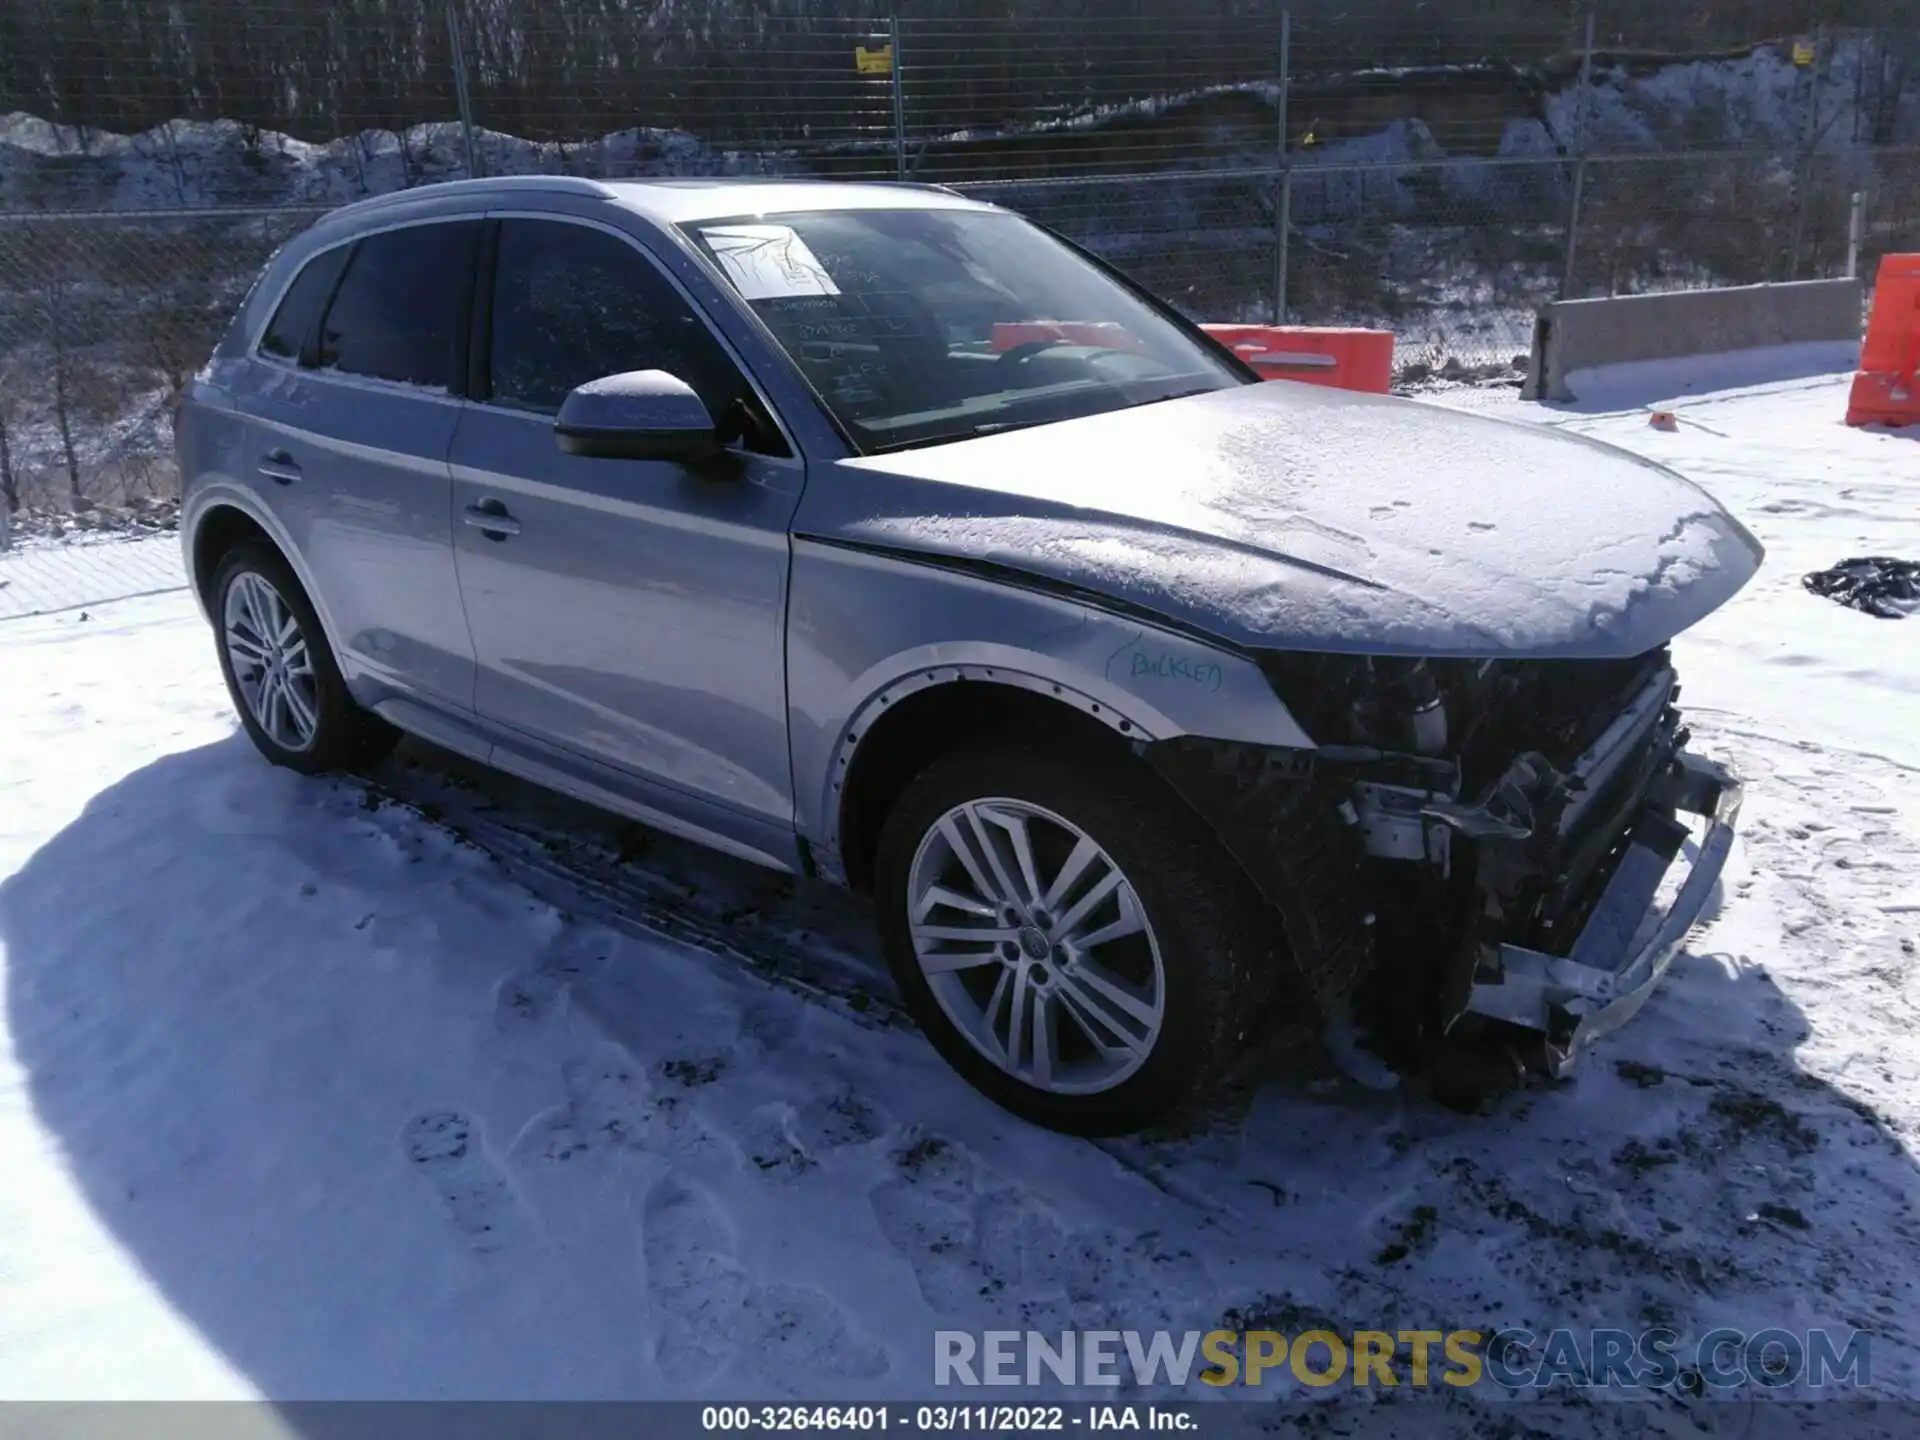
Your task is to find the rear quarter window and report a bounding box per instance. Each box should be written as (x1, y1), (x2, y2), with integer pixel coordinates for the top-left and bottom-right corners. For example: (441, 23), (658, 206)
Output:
(258, 245), (348, 363)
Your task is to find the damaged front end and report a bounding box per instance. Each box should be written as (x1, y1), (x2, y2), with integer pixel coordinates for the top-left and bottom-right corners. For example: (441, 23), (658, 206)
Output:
(1148, 648), (1742, 1087)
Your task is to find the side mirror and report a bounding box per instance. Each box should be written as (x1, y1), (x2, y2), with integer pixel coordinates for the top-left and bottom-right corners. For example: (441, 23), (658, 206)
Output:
(553, 370), (720, 462)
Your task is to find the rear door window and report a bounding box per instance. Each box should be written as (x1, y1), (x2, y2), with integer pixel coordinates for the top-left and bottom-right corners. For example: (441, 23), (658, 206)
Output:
(258, 245), (348, 362)
(485, 218), (744, 421)
(316, 222), (480, 389)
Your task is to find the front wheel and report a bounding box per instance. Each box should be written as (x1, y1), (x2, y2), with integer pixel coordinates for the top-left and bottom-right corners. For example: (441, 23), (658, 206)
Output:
(873, 746), (1282, 1135)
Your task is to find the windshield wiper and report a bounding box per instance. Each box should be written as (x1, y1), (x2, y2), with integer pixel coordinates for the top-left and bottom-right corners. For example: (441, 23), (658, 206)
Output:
(860, 377), (1227, 455)
(866, 417), (1057, 454)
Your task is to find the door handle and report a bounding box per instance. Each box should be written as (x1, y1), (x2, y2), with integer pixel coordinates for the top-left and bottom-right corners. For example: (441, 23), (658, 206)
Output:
(257, 451), (302, 485)
(463, 500), (522, 539)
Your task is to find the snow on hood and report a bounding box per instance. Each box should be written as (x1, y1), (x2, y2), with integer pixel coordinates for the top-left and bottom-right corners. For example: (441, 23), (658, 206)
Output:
(816, 382), (1764, 658)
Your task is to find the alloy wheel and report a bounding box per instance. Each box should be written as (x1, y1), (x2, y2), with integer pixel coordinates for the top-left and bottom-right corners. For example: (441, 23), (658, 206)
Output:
(223, 570), (320, 752)
(905, 798), (1167, 1096)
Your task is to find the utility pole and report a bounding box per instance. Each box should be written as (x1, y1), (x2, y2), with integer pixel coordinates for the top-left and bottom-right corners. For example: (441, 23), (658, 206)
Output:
(1274, 9), (1292, 324)
(1559, 7), (1598, 300)
(890, 12), (908, 181)
(446, 2), (483, 180)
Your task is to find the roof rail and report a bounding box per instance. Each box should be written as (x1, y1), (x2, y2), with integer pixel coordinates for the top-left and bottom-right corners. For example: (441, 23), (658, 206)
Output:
(863, 180), (969, 198)
(324, 174), (619, 221)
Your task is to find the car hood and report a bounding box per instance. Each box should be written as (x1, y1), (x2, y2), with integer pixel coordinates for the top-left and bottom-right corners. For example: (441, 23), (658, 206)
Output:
(809, 381), (1764, 658)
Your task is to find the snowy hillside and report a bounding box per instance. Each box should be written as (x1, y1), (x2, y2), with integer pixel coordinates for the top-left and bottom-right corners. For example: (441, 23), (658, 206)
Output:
(0, 116), (789, 212)
(1, 36), (1910, 212)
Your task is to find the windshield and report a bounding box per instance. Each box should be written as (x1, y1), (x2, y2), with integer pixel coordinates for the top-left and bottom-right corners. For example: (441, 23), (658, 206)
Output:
(681, 207), (1247, 452)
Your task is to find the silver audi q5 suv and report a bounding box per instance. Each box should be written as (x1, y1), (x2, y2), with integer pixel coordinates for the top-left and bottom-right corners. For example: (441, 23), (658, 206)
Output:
(178, 176), (1761, 1134)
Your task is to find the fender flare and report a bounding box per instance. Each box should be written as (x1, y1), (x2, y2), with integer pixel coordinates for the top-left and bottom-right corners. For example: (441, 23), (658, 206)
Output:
(183, 485), (346, 661)
(816, 659), (1167, 883)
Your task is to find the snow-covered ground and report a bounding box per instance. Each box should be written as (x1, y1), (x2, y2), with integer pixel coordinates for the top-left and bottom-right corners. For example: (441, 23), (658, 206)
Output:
(0, 531), (186, 621)
(0, 366), (1916, 1427)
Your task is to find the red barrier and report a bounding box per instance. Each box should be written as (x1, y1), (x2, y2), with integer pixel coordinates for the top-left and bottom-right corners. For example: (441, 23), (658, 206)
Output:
(1201, 324), (1395, 394)
(1846, 254), (1920, 429)
(989, 321), (1147, 353)
(986, 320), (1394, 394)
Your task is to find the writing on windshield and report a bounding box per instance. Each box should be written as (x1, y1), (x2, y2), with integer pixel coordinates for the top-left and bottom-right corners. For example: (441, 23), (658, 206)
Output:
(684, 207), (1242, 451)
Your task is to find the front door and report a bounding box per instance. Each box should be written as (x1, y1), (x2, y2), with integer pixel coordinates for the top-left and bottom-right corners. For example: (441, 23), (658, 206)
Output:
(449, 216), (803, 850)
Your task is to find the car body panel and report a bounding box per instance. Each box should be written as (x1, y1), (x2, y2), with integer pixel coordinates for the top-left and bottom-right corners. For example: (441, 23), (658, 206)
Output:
(239, 368), (476, 710)
(284, 175), (994, 237)
(785, 535), (1312, 874)
(431, 201), (827, 856)
(179, 377), (471, 723)
(362, 688), (803, 872)
(823, 381), (1764, 660)
(177, 396), (335, 639)
(593, 178), (993, 224)
(449, 402), (805, 841)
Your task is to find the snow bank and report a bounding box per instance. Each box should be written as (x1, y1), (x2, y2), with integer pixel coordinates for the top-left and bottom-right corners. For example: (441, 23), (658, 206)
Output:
(0, 113), (795, 212)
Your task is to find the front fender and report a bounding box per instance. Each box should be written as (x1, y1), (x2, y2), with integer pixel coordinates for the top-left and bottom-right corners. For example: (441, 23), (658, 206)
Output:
(786, 537), (1314, 863)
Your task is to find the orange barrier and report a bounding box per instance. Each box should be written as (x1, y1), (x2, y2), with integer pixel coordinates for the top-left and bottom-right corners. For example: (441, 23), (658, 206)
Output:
(989, 321), (1147, 353)
(1201, 324), (1395, 393)
(1846, 254), (1920, 429)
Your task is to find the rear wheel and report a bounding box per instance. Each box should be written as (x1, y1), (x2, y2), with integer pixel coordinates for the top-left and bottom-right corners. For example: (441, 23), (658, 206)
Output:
(212, 542), (398, 774)
(874, 745), (1281, 1135)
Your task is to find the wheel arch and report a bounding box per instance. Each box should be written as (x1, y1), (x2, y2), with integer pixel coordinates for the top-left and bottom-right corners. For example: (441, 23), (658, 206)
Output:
(185, 492), (343, 658)
(829, 666), (1161, 894)
(190, 503), (274, 613)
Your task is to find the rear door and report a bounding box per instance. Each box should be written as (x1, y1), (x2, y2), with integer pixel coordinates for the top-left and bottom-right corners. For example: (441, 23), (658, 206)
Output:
(230, 219), (482, 714)
(448, 215), (804, 854)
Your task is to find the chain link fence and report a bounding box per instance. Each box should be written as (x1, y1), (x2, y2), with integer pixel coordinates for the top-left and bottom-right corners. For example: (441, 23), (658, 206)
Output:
(0, 207), (325, 520)
(1, 1), (1915, 515)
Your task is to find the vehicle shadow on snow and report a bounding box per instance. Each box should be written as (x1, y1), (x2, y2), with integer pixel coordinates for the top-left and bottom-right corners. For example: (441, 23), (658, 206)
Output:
(4, 736), (1917, 1416)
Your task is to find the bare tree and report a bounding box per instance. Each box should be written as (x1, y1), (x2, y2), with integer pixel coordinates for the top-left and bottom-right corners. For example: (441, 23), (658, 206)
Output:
(1864, 26), (1915, 144)
(31, 245), (99, 511)
(0, 367), (19, 518)
(48, 306), (87, 510)
(0, 0), (1903, 149)
(142, 305), (209, 430)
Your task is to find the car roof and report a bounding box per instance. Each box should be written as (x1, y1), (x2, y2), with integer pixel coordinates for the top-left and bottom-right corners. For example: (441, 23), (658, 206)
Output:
(319, 174), (997, 230)
(606, 178), (995, 224)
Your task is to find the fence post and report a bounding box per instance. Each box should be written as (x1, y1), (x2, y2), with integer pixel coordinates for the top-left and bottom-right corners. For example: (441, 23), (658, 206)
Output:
(1274, 8), (1292, 325)
(1788, 26), (1823, 280)
(1559, 6), (1598, 300)
(1847, 189), (1866, 279)
(445, 1), (483, 180)
(890, 13), (908, 181)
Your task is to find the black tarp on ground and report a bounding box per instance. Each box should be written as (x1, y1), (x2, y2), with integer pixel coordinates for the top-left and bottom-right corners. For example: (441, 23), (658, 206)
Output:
(1803, 557), (1920, 619)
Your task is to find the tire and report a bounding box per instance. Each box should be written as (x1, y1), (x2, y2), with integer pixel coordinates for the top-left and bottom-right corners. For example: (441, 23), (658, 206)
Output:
(873, 744), (1282, 1136)
(211, 541), (398, 774)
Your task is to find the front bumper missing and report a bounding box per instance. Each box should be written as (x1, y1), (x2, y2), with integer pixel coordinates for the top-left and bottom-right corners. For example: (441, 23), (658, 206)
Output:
(1461, 750), (1743, 1070)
